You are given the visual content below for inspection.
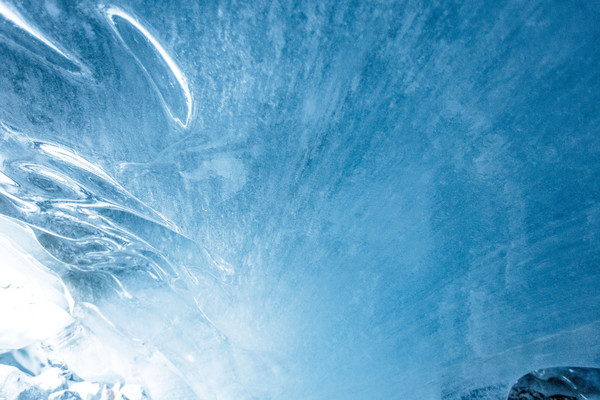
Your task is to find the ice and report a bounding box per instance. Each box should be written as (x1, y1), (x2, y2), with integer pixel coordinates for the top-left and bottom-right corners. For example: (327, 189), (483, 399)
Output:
(508, 367), (600, 399)
(49, 391), (83, 400)
(32, 367), (67, 393)
(0, 364), (43, 399)
(0, 0), (599, 399)
(117, 384), (147, 400)
(0, 216), (74, 351)
(69, 382), (101, 400)
(0, 1), (85, 74)
(102, 5), (193, 128)
(0, 360), (148, 400)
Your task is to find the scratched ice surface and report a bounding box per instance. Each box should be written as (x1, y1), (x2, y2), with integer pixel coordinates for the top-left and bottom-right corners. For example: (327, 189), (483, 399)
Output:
(0, 0), (599, 399)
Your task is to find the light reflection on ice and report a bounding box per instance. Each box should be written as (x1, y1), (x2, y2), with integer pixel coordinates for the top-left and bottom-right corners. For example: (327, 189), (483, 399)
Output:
(0, 1), (88, 76)
(102, 5), (193, 129)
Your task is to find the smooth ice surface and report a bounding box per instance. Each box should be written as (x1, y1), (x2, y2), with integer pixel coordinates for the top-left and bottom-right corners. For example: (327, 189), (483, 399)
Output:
(0, 0), (599, 399)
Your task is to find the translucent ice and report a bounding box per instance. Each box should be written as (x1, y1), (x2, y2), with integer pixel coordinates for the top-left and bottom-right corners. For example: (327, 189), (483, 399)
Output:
(508, 367), (600, 400)
(0, 1), (599, 399)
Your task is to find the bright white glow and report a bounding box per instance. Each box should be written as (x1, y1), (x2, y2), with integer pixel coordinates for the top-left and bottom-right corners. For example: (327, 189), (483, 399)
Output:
(0, 216), (74, 352)
(102, 5), (193, 129)
(0, 188), (39, 212)
(0, 171), (17, 186)
(39, 143), (119, 186)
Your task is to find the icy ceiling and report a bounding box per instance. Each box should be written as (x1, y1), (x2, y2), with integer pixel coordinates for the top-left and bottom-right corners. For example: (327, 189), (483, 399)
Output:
(0, 0), (599, 399)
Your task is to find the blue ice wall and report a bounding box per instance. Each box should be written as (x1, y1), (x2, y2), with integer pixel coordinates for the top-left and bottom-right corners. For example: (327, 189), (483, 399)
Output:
(0, 0), (599, 399)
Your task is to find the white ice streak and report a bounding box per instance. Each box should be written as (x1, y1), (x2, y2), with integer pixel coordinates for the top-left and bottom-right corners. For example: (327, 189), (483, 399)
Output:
(0, 1), (87, 75)
(102, 5), (193, 128)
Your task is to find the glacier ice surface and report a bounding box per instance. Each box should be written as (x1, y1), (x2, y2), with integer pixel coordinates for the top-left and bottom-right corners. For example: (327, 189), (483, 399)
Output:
(0, 0), (599, 399)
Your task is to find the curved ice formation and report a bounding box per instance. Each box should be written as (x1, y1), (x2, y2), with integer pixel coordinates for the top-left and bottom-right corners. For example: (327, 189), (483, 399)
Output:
(102, 5), (193, 128)
(0, 1), (87, 76)
(0, 123), (232, 397)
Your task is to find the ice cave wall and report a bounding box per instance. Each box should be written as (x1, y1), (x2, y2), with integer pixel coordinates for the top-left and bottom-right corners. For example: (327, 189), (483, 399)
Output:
(0, 0), (599, 399)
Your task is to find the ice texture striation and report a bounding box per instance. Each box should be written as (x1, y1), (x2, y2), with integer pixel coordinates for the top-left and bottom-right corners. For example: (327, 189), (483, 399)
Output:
(0, 0), (599, 399)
